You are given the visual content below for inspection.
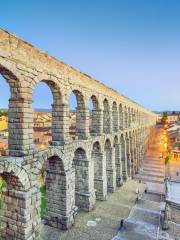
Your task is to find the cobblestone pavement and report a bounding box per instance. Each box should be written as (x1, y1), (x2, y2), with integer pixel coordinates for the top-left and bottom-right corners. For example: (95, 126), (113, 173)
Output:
(40, 180), (144, 240)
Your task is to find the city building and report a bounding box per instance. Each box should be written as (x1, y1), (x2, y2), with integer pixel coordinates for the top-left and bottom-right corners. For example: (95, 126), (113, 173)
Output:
(167, 112), (180, 124)
(165, 180), (180, 226)
(167, 125), (180, 159)
(34, 112), (52, 128)
(0, 116), (7, 131)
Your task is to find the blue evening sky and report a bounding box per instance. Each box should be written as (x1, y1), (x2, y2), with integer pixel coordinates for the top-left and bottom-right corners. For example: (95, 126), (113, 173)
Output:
(0, 0), (180, 111)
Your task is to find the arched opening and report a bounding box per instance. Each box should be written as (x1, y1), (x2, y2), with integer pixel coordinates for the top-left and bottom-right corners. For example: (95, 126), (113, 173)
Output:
(124, 106), (128, 129)
(36, 158), (48, 220)
(33, 80), (63, 149)
(129, 133), (134, 178)
(0, 175), (6, 205)
(114, 136), (122, 186)
(103, 99), (111, 134)
(105, 139), (116, 192)
(137, 111), (139, 124)
(69, 90), (86, 140)
(132, 109), (135, 124)
(112, 101), (118, 132)
(137, 130), (141, 169)
(132, 133), (137, 176)
(134, 131), (138, 174)
(132, 109), (135, 125)
(128, 107), (131, 128)
(0, 168), (40, 239)
(92, 141), (106, 200)
(0, 75), (10, 156)
(73, 147), (95, 210)
(130, 108), (133, 127)
(0, 173), (23, 238)
(0, 175), (6, 229)
(120, 134), (127, 180)
(135, 110), (138, 124)
(0, 175), (6, 233)
(33, 82), (52, 150)
(69, 92), (77, 139)
(126, 134), (131, 177)
(138, 110), (140, 124)
(89, 95), (100, 136)
(32, 82), (53, 151)
(119, 104), (123, 130)
(0, 65), (39, 156)
(44, 155), (75, 229)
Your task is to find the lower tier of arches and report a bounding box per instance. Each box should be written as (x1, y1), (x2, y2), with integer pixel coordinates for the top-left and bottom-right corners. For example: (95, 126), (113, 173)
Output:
(0, 127), (155, 240)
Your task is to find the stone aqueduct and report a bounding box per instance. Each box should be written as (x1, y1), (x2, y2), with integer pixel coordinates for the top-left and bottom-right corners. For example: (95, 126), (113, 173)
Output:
(0, 29), (156, 240)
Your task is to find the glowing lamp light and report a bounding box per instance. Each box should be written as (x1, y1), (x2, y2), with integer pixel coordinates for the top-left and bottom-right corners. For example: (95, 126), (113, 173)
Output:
(164, 143), (167, 149)
(40, 144), (46, 150)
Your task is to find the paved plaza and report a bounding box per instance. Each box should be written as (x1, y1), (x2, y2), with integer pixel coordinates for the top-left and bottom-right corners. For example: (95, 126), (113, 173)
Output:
(40, 180), (144, 240)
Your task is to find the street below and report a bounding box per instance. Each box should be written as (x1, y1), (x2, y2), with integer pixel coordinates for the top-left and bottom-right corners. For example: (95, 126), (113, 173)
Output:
(113, 127), (166, 240)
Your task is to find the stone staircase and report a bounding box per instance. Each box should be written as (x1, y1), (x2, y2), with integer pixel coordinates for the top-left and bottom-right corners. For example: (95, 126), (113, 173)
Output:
(112, 192), (164, 240)
(113, 152), (166, 240)
(136, 156), (165, 185)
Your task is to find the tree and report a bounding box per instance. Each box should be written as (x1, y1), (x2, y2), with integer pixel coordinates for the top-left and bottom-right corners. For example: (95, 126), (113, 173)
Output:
(177, 115), (180, 125)
(0, 110), (7, 117)
(162, 112), (168, 125)
(164, 155), (171, 178)
(0, 177), (6, 207)
(165, 155), (170, 165)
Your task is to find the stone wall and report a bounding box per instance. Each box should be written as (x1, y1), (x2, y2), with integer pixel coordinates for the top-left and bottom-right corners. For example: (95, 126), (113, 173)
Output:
(170, 206), (180, 224)
(0, 29), (157, 239)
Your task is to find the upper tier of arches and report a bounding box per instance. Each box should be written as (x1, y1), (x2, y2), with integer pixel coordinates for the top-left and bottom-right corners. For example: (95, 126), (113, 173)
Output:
(0, 29), (156, 156)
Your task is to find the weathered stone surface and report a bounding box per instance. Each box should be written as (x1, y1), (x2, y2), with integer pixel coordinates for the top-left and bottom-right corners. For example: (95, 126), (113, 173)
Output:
(0, 28), (156, 239)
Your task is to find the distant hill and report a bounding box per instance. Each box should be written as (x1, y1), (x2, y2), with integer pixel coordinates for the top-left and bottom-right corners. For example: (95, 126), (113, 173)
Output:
(153, 111), (180, 115)
(0, 108), (77, 113)
(34, 109), (76, 113)
(34, 108), (51, 113)
(0, 109), (7, 112)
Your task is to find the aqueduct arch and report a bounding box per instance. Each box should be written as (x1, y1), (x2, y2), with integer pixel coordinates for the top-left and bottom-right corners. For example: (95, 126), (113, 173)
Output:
(104, 138), (116, 193)
(112, 101), (118, 132)
(44, 154), (76, 229)
(103, 98), (111, 134)
(0, 158), (40, 240)
(0, 29), (157, 239)
(69, 90), (87, 140)
(73, 147), (95, 211)
(114, 135), (122, 186)
(92, 141), (107, 200)
(89, 95), (100, 136)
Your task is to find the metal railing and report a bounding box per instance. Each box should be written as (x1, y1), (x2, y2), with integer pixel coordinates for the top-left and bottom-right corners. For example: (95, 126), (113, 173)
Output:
(156, 193), (164, 240)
